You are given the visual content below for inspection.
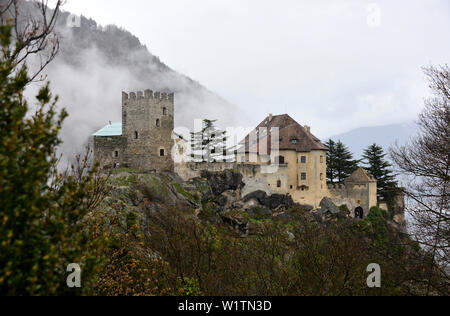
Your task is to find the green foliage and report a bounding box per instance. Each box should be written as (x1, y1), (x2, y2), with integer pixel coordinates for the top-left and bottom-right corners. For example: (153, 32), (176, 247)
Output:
(326, 140), (359, 183)
(111, 167), (143, 175)
(178, 277), (203, 296)
(173, 183), (199, 203)
(95, 185), (433, 296)
(362, 144), (398, 208)
(358, 207), (401, 254)
(0, 22), (105, 295)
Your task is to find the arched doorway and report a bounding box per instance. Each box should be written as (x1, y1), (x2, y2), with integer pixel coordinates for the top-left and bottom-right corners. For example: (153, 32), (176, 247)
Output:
(355, 207), (364, 219)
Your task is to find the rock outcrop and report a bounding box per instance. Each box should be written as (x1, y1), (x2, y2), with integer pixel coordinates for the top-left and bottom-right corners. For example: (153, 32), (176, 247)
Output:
(108, 169), (383, 237)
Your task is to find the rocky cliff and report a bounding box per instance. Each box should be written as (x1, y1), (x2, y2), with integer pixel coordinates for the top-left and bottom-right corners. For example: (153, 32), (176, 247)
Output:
(105, 169), (405, 236)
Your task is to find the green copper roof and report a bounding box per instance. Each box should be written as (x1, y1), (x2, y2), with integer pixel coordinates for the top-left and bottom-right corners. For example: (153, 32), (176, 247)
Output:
(93, 122), (122, 136)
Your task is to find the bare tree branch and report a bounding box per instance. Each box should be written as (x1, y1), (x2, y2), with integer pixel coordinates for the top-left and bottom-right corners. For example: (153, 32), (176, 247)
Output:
(390, 64), (450, 295)
(0, 0), (65, 83)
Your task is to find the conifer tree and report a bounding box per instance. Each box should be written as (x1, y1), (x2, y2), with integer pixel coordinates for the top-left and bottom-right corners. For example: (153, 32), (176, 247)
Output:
(325, 139), (337, 183)
(363, 144), (398, 203)
(190, 119), (228, 162)
(326, 140), (359, 183)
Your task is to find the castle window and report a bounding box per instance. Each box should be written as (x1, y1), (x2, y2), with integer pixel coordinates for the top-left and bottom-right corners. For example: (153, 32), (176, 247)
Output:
(301, 156), (307, 164)
(277, 180), (282, 188)
(160, 149), (165, 157)
(156, 119), (161, 127)
(134, 131), (139, 139)
(301, 173), (307, 181)
(114, 151), (119, 158)
(163, 107), (167, 115)
(275, 156), (285, 164)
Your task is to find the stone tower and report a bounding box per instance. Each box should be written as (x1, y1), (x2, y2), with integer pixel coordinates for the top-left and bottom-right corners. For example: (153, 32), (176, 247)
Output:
(121, 90), (174, 172)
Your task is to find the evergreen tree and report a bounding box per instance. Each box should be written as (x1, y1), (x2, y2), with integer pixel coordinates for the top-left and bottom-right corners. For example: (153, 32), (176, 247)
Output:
(326, 140), (359, 183)
(362, 144), (398, 204)
(325, 139), (337, 183)
(335, 141), (359, 182)
(0, 15), (105, 295)
(190, 119), (228, 162)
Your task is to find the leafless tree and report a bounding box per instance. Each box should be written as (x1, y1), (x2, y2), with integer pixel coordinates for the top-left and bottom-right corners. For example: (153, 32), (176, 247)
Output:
(390, 65), (450, 295)
(50, 145), (112, 213)
(0, 0), (64, 82)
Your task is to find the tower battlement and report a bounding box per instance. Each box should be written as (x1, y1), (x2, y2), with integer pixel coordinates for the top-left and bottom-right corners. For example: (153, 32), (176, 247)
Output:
(122, 90), (174, 104)
(94, 89), (176, 173)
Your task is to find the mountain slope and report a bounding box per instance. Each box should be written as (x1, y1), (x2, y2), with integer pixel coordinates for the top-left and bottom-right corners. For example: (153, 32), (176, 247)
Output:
(20, 2), (239, 158)
(329, 122), (418, 159)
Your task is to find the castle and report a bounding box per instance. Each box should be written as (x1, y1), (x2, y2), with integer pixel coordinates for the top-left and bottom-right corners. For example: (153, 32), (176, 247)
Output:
(93, 90), (378, 218)
(93, 90), (174, 172)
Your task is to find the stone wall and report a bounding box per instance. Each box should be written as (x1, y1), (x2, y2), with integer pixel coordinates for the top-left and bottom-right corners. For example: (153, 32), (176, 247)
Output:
(176, 162), (379, 213)
(175, 162), (292, 197)
(122, 90), (174, 172)
(327, 183), (377, 218)
(93, 136), (123, 169)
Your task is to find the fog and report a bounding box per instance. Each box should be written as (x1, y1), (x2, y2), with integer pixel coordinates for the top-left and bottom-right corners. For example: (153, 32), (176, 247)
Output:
(57, 0), (450, 138)
(21, 0), (450, 161)
(24, 15), (239, 161)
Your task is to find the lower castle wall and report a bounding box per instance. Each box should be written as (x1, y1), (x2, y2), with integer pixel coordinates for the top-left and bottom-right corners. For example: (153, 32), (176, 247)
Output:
(175, 162), (292, 197)
(327, 183), (377, 218)
(176, 163), (377, 213)
(94, 136), (123, 169)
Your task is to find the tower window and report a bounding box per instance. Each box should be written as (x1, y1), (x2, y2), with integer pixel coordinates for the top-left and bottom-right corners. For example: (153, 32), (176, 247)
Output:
(156, 119), (161, 127)
(301, 173), (307, 181)
(134, 131), (139, 139)
(301, 156), (307, 164)
(163, 107), (167, 115)
(320, 173), (324, 181)
(160, 149), (165, 157)
(114, 151), (119, 158)
(277, 180), (282, 188)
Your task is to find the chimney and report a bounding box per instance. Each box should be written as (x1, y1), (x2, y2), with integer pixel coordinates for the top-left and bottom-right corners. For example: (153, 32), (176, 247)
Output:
(268, 114), (273, 122)
(304, 125), (311, 133)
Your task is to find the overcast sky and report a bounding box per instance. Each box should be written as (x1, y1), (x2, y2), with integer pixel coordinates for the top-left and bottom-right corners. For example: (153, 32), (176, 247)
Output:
(57, 0), (449, 138)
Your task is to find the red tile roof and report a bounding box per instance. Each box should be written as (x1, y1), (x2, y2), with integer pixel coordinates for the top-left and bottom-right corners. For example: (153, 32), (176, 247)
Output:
(345, 168), (377, 183)
(240, 114), (327, 154)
